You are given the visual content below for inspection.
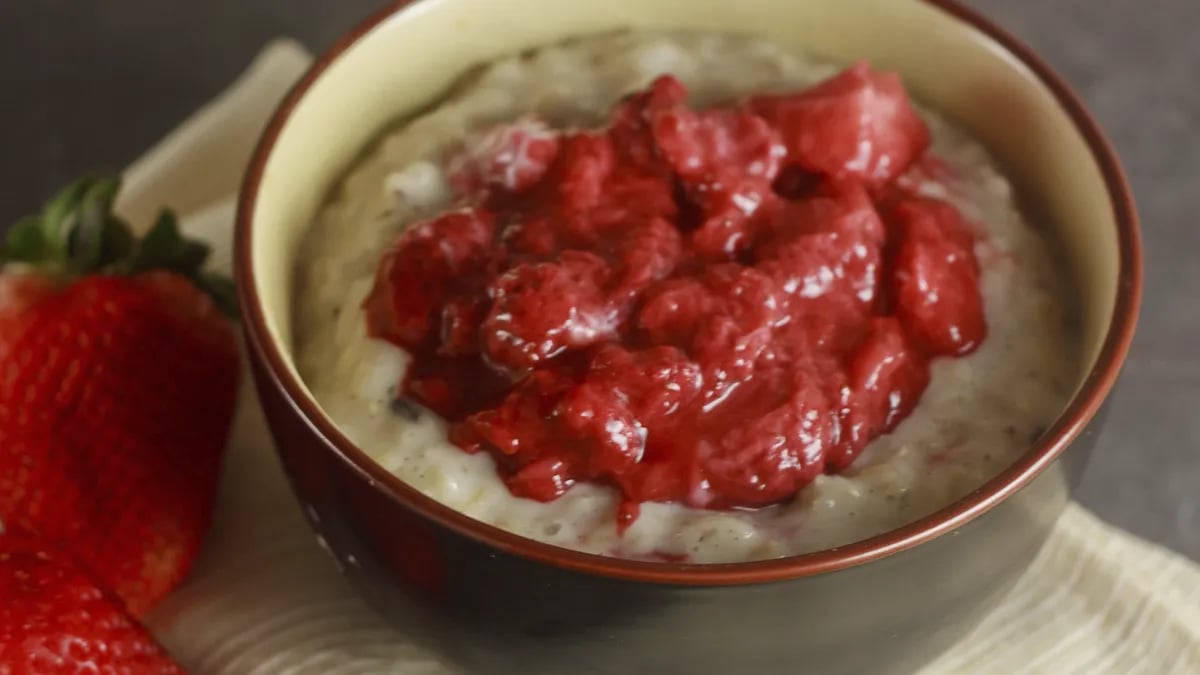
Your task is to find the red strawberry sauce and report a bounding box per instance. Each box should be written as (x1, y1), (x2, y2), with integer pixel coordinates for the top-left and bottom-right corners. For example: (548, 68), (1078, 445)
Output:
(364, 63), (985, 528)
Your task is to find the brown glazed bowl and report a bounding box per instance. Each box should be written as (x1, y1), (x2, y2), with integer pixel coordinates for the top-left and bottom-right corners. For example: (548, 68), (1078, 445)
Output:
(235, 1), (1141, 673)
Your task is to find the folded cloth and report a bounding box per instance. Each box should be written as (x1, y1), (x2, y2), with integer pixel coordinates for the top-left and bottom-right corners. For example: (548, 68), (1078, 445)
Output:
(125, 41), (1200, 675)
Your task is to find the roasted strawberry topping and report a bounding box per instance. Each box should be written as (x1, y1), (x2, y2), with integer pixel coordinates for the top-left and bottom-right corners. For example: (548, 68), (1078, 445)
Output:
(365, 65), (985, 524)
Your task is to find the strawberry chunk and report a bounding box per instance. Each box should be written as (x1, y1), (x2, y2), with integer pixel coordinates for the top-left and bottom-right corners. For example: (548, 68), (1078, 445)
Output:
(364, 208), (497, 350)
(751, 62), (930, 185)
(653, 104), (785, 259)
(652, 105), (784, 184)
(448, 117), (561, 195)
(616, 460), (699, 507)
(580, 345), (703, 425)
(612, 216), (684, 295)
(685, 178), (779, 260)
(500, 217), (562, 259)
(544, 132), (616, 213)
(554, 383), (648, 477)
(756, 180), (886, 244)
(638, 265), (784, 405)
(701, 366), (834, 507)
(891, 198), (985, 356)
(755, 182), (886, 314)
(511, 131), (677, 251)
(579, 170), (678, 239)
(482, 251), (619, 371)
(455, 368), (576, 461)
(609, 75), (690, 171)
(439, 294), (490, 356)
(506, 458), (576, 501)
(831, 317), (930, 469)
(638, 265), (782, 359)
(766, 297), (872, 365)
(461, 346), (702, 501)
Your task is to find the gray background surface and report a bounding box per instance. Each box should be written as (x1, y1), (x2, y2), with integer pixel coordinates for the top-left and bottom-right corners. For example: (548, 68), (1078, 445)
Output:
(1, 1), (1195, 562)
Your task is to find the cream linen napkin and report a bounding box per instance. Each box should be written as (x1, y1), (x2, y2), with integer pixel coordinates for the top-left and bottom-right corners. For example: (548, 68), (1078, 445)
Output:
(116, 42), (1200, 675)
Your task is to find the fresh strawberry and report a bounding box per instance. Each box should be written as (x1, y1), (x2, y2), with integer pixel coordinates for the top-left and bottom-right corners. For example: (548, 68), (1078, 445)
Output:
(0, 177), (239, 616)
(0, 526), (185, 674)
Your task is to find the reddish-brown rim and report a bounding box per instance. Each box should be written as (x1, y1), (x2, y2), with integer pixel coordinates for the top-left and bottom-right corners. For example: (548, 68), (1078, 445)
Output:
(235, 0), (1142, 586)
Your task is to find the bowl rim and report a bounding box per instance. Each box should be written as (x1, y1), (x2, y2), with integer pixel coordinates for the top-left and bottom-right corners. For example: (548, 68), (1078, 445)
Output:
(235, 0), (1142, 585)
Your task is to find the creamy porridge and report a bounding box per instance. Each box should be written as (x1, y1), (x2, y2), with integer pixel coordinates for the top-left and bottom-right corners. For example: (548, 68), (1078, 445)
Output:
(292, 32), (1078, 563)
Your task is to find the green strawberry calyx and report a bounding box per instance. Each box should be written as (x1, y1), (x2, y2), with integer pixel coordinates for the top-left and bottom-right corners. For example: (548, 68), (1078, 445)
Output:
(0, 176), (237, 317)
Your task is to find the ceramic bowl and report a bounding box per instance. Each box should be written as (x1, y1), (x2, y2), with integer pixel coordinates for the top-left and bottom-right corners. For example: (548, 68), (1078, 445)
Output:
(235, 1), (1140, 673)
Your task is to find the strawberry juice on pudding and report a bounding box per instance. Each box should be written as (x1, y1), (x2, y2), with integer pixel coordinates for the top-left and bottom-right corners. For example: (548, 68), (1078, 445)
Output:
(293, 32), (1078, 563)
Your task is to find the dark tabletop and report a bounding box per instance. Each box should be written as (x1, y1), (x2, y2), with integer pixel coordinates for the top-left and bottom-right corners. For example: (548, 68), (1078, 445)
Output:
(2, 0), (1195, 562)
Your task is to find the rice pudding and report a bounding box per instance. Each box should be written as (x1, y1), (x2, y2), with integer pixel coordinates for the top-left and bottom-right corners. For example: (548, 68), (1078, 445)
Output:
(293, 32), (1078, 563)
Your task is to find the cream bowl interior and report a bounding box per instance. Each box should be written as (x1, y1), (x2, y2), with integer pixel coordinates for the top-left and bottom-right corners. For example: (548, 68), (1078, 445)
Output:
(248, 0), (1120, 463)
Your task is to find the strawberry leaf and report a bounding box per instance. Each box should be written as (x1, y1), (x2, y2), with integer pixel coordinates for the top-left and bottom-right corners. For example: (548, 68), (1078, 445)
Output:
(39, 178), (97, 261)
(118, 211), (211, 277)
(2, 176), (238, 318)
(69, 179), (129, 274)
(3, 216), (54, 264)
(195, 272), (240, 318)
